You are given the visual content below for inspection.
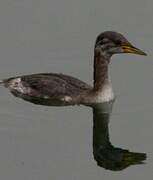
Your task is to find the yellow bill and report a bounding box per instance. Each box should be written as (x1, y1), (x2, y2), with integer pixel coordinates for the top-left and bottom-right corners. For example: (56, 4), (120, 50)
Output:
(122, 45), (147, 56)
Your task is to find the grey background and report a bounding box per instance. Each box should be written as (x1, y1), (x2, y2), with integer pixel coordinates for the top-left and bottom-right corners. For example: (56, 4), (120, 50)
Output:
(0, 0), (153, 179)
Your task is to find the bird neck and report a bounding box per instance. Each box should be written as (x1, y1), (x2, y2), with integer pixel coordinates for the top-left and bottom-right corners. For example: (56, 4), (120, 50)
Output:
(93, 48), (110, 92)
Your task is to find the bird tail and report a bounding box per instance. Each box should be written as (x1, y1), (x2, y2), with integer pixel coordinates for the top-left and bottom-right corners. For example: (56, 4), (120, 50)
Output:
(0, 80), (4, 85)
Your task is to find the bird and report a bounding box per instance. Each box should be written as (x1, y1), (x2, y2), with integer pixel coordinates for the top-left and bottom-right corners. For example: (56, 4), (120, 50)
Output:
(0, 31), (147, 106)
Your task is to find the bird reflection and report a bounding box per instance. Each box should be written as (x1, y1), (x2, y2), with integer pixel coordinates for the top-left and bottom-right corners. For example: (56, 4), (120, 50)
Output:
(92, 101), (146, 171)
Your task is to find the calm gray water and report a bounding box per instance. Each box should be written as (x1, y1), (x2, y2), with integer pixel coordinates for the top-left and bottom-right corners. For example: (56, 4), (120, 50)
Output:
(0, 0), (153, 179)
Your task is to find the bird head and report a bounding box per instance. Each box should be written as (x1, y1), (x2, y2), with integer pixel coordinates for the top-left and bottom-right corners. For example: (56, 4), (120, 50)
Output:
(95, 31), (147, 58)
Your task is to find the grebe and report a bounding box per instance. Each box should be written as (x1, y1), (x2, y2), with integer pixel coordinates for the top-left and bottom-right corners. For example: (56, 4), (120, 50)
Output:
(0, 31), (146, 106)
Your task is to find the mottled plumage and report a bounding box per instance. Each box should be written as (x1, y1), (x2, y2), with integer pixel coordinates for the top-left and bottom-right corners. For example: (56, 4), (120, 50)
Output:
(3, 73), (91, 106)
(0, 31), (146, 106)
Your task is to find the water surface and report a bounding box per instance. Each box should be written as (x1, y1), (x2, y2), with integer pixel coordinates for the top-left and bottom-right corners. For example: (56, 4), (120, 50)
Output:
(0, 0), (153, 179)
